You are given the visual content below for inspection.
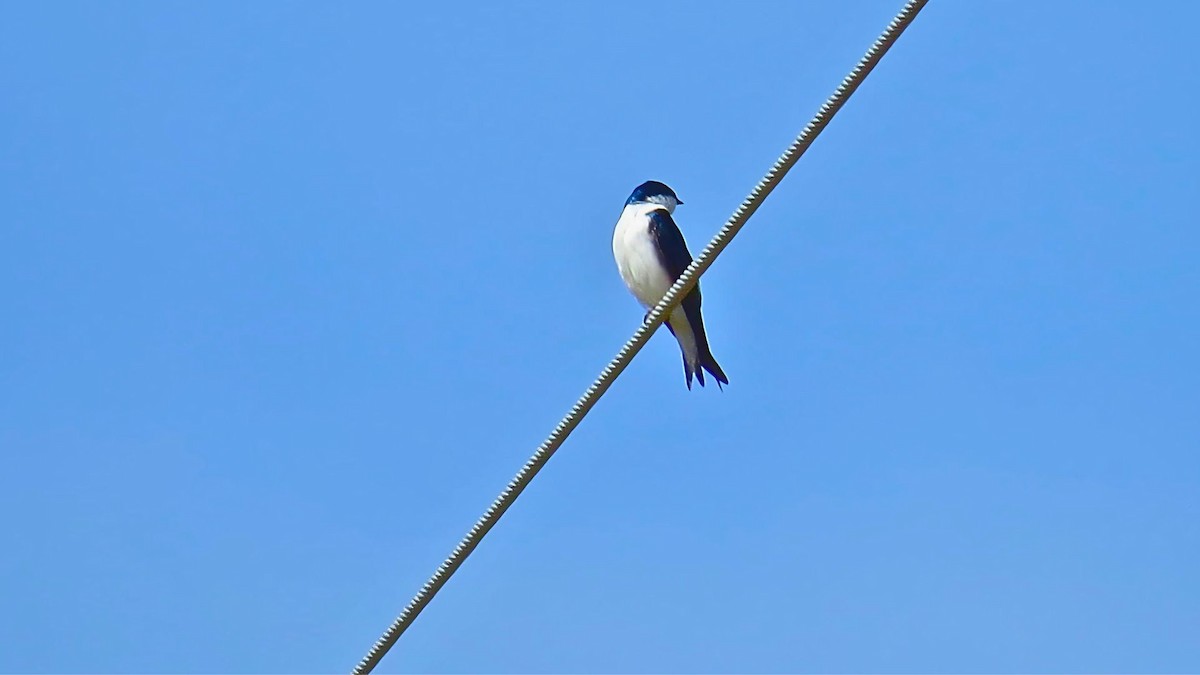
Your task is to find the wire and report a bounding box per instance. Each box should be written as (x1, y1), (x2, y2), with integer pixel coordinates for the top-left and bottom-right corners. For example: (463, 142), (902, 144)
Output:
(352, 1), (929, 671)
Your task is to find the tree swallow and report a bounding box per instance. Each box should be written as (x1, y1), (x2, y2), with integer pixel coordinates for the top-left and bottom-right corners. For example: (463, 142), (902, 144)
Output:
(612, 180), (729, 390)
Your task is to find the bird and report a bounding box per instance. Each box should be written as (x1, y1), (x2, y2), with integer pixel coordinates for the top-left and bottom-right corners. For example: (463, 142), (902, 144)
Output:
(612, 180), (729, 390)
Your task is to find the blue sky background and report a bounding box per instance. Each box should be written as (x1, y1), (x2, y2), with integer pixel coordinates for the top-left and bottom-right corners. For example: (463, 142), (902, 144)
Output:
(2, 1), (1197, 672)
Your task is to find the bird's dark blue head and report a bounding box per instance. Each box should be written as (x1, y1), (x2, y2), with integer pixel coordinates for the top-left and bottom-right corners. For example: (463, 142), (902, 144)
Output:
(626, 180), (683, 211)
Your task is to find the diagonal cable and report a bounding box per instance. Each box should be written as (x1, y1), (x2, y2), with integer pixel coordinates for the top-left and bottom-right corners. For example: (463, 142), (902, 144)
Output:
(353, 1), (928, 671)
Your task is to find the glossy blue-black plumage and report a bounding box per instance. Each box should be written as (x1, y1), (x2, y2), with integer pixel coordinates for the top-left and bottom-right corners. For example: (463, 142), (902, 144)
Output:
(646, 208), (728, 389)
(626, 180), (684, 206)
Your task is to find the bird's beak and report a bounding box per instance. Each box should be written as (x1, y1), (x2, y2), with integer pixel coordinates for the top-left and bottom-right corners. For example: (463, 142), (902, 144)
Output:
(677, 199), (684, 205)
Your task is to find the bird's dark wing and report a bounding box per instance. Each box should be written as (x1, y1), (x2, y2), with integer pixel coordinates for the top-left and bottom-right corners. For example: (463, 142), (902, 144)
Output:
(647, 207), (704, 323)
(647, 208), (728, 389)
(646, 208), (696, 293)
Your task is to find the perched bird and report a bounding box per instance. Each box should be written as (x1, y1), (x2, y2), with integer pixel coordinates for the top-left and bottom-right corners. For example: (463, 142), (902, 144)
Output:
(612, 180), (729, 390)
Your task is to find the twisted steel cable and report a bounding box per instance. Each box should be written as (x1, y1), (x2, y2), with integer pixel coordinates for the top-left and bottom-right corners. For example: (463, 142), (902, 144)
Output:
(353, 1), (929, 671)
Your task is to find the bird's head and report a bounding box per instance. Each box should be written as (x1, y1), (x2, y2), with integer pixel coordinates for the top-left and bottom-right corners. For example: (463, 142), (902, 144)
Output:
(625, 180), (683, 213)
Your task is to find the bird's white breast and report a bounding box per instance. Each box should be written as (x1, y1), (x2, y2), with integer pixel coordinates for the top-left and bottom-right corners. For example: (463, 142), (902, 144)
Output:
(612, 204), (673, 308)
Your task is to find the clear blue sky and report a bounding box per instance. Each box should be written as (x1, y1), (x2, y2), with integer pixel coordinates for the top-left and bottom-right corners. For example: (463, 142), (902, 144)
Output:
(2, 1), (1197, 672)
